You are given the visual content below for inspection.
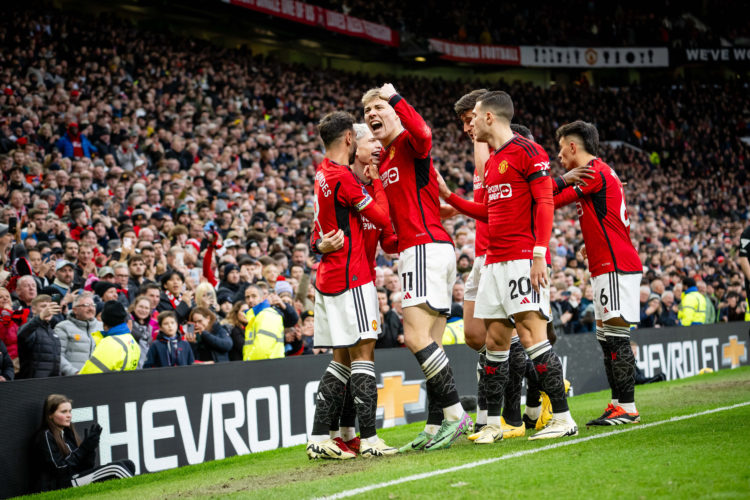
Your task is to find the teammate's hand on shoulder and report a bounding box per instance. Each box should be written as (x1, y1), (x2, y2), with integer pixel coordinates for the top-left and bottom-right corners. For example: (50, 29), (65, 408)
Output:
(435, 171), (451, 199)
(440, 204), (458, 219)
(577, 245), (587, 261)
(530, 256), (548, 294)
(379, 83), (398, 101)
(563, 165), (595, 186)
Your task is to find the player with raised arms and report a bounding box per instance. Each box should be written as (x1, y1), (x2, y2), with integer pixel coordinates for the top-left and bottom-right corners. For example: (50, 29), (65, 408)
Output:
(554, 120), (643, 425)
(363, 84), (472, 452)
(439, 91), (577, 441)
(305, 111), (398, 459)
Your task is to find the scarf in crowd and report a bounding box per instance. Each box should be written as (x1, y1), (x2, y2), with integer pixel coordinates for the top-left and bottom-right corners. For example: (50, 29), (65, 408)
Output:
(165, 290), (182, 309)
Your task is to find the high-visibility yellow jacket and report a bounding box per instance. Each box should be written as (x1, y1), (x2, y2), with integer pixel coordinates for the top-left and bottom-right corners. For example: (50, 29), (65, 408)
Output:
(243, 301), (284, 360)
(745, 299), (750, 322)
(442, 318), (465, 345)
(678, 288), (706, 326)
(79, 330), (140, 374)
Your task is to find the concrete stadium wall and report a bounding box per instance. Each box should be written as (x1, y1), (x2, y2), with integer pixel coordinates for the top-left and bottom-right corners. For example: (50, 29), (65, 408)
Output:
(1, 323), (747, 498)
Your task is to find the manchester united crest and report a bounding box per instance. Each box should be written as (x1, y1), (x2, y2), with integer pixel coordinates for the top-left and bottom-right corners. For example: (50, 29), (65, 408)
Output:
(499, 160), (509, 174)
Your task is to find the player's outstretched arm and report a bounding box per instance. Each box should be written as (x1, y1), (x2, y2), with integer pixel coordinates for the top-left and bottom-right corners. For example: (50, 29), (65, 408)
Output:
(380, 83), (432, 158)
(435, 170), (488, 223)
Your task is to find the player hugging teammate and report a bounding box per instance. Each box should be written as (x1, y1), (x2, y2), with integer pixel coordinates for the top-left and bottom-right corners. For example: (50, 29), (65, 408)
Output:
(307, 88), (642, 460)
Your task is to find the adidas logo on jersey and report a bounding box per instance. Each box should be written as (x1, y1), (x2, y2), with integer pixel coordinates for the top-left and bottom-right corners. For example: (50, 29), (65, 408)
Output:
(603, 307), (609, 313)
(404, 292), (413, 299)
(520, 297), (530, 304)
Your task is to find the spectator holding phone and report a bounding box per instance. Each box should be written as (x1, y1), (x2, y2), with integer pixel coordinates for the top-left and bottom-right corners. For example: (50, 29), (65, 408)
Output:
(32, 394), (134, 492)
(144, 311), (194, 368)
(187, 307), (232, 363)
(17, 295), (61, 379)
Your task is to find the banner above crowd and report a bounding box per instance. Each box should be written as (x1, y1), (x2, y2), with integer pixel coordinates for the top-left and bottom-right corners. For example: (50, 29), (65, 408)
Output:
(427, 38), (521, 65)
(225, 0), (399, 47)
(677, 47), (750, 64)
(520, 46), (669, 68)
(426, 40), (670, 68)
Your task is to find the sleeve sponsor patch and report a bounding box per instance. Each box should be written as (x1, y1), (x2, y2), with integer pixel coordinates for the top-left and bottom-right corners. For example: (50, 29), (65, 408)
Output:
(355, 190), (373, 211)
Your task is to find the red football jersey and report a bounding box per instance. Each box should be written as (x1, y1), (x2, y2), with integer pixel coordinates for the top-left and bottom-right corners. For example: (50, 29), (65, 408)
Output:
(313, 158), (382, 294)
(378, 95), (453, 252)
(554, 158), (641, 277)
(473, 167), (489, 257)
(361, 183), (398, 280)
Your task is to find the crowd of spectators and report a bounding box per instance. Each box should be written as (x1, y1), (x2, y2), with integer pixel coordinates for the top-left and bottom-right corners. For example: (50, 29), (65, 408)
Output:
(317, 0), (750, 47)
(0, 7), (748, 380)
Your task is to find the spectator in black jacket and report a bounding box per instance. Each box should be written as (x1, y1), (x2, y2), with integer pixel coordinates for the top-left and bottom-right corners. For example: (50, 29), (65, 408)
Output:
(17, 296), (61, 379)
(0, 338), (14, 381)
(32, 394), (135, 492)
(156, 270), (193, 324)
(375, 288), (403, 348)
(188, 307), (232, 363)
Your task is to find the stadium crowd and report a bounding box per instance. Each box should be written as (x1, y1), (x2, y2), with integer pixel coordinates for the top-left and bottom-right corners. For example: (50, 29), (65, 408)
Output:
(317, 0), (749, 47)
(0, 8), (748, 381)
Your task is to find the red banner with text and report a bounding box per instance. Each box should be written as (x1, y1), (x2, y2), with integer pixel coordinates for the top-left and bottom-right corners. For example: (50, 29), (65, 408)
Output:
(227, 0), (399, 47)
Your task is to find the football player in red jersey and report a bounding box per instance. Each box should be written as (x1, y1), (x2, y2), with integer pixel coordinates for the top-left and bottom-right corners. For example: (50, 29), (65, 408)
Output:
(438, 91), (577, 441)
(306, 111), (398, 460)
(313, 123), (399, 456)
(555, 120), (643, 426)
(363, 84), (472, 451)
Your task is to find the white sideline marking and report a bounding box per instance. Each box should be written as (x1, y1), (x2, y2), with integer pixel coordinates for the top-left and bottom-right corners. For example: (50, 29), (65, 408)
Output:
(318, 401), (750, 499)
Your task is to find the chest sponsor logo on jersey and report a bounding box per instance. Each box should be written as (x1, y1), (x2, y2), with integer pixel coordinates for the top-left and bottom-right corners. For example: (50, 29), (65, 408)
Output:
(488, 183), (512, 201)
(315, 170), (331, 197)
(473, 174), (483, 190)
(498, 160), (509, 174)
(381, 167), (400, 188)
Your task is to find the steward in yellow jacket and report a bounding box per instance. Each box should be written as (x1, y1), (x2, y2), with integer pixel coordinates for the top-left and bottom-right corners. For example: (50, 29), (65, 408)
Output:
(678, 280), (707, 326)
(243, 298), (284, 361)
(442, 318), (465, 345)
(79, 301), (140, 374)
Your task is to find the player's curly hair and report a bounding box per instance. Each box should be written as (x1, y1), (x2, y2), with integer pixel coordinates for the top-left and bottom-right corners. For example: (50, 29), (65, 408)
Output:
(318, 111), (355, 148)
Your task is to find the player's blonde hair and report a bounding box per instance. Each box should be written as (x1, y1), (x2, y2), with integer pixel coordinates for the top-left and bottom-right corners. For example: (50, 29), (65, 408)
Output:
(353, 123), (370, 140)
(361, 88), (383, 107)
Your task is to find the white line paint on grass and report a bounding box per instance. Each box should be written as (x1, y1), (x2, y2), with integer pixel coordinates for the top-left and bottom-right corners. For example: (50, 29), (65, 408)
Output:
(318, 401), (750, 499)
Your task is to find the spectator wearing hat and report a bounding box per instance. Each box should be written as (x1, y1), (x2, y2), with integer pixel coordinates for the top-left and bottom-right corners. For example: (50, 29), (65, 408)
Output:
(17, 295), (61, 379)
(272, 279), (300, 328)
(55, 123), (96, 159)
(217, 263), (242, 298)
(144, 311), (194, 368)
(79, 301), (140, 374)
(216, 290), (234, 319)
(49, 260), (75, 298)
(442, 303), (465, 345)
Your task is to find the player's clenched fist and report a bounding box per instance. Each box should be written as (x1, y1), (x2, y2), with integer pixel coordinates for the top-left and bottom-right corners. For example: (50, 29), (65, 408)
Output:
(379, 83), (398, 101)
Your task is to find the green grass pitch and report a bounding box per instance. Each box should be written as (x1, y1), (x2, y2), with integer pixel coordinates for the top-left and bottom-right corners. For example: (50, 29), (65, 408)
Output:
(24, 367), (750, 499)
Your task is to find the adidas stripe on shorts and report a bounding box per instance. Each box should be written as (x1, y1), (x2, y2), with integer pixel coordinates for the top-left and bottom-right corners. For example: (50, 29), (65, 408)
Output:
(314, 282), (381, 348)
(398, 242), (456, 314)
(474, 259), (550, 321)
(590, 271), (642, 324)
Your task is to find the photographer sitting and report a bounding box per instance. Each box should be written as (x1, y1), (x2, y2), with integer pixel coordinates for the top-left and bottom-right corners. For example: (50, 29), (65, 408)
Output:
(33, 394), (135, 492)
